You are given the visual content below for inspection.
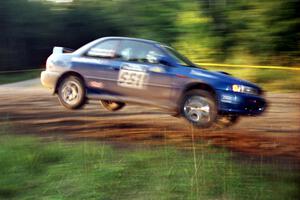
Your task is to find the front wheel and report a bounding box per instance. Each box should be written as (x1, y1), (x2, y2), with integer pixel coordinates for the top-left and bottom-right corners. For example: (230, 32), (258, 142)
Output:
(180, 90), (217, 128)
(57, 76), (86, 109)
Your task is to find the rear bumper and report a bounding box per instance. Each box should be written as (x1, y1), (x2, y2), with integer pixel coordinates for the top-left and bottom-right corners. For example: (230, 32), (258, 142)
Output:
(217, 90), (267, 116)
(40, 70), (60, 93)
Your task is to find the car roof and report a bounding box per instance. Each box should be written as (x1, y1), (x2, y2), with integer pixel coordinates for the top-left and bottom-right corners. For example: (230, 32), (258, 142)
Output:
(73, 36), (166, 55)
(100, 36), (162, 45)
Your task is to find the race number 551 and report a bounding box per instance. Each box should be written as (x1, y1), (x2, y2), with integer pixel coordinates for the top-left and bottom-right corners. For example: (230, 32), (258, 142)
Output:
(118, 69), (147, 89)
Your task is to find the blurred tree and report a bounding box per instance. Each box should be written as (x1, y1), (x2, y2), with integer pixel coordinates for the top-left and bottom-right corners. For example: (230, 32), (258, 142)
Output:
(0, 0), (299, 70)
(195, 0), (300, 65)
(172, 0), (217, 63)
(0, 0), (55, 69)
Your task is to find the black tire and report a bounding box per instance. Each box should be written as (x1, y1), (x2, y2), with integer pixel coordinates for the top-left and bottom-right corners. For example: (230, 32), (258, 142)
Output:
(180, 89), (217, 128)
(215, 115), (240, 128)
(100, 100), (125, 111)
(57, 76), (86, 109)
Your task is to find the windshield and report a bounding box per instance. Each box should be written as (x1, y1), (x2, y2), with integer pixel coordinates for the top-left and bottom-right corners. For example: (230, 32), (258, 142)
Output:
(162, 45), (195, 67)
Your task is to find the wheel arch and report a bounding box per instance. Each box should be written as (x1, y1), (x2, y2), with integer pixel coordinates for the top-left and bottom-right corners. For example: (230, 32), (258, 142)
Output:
(179, 82), (218, 105)
(178, 83), (219, 128)
(55, 71), (85, 94)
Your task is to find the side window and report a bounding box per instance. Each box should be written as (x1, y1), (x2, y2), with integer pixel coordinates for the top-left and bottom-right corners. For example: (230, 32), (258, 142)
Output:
(116, 40), (163, 64)
(86, 40), (119, 59)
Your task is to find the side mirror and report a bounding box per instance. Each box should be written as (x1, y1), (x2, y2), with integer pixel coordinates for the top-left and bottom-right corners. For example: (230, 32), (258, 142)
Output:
(158, 56), (172, 66)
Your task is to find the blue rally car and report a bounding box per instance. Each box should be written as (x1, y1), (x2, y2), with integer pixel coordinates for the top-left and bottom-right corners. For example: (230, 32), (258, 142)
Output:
(41, 37), (266, 128)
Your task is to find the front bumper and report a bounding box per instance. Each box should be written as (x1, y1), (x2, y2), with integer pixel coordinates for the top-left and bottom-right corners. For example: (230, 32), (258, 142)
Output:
(217, 90), (267, 116)
(40, 70), (60, 93)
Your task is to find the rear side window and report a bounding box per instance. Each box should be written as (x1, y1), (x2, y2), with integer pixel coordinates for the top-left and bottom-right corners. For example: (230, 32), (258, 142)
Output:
(116, 40), (163, 64)
(86, 40), (119, 59)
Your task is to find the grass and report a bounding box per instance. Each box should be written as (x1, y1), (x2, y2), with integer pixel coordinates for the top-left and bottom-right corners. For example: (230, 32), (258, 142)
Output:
(0, 130), (299, 200)
(0, 70), (41, 85)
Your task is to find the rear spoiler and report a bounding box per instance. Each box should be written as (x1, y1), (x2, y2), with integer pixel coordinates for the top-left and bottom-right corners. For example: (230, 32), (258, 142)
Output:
(53, 46), (75, 54)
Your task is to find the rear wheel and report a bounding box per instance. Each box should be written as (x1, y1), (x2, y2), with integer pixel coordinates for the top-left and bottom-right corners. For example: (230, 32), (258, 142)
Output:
(100, 100), (125, 111)
(57, 76), (86, 109)
(180, 90), (217, 128)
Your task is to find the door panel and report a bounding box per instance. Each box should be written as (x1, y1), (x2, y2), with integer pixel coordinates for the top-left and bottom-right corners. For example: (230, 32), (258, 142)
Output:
(114, 40), (175, 104)
(71, 39), (121, 95)
(113, 61), (175, 105)
(144, 64), (174, 101)
(72, 57), (120, 94)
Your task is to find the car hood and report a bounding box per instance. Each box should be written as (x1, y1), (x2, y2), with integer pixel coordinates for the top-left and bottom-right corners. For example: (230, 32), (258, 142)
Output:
(191, 67), (260, 89)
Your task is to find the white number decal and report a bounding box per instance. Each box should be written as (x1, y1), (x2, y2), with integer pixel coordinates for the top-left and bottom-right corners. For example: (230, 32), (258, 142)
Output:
(118, 69), (147, 89)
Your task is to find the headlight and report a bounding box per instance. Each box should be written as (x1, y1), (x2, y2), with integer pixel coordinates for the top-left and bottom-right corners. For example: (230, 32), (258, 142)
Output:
(232, 84), (258, 95)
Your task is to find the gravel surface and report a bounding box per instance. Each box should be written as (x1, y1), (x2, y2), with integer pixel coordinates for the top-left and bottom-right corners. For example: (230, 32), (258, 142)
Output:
(1, 79), (300, 160)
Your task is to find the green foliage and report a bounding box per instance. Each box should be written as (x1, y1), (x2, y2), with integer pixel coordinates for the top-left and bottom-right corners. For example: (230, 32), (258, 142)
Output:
(0, 71), (41, 85)
(205, 66), (300, 91)
(254, 69), (300, 91)
(194, 0), (299, 65)
(0, 0), (299, 70)
(0, 132), (299, 200)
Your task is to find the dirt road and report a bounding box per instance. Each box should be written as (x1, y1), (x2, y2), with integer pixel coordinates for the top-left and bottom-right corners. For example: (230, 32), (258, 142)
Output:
(0, 79), (300, 160)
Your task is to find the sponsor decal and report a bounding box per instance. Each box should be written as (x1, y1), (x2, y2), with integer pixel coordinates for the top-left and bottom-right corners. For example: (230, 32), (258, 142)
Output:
(118, 64), (148, 89)
(120, 63), (147, 72)
(88, 48), (115, 58)
(89, 81), (104, 88)
(221, 94), (238, 103)
(72, 57), (105, 64)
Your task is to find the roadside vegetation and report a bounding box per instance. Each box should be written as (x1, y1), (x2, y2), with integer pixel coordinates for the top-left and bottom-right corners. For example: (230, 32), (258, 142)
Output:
(0, 130), (299, 200)
(0, 71), (41, 85)
(0, 0), (298, 71)
(1, 1), (299, 90)
(206, 67), (300, 92)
